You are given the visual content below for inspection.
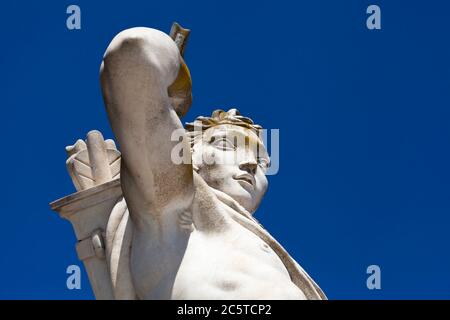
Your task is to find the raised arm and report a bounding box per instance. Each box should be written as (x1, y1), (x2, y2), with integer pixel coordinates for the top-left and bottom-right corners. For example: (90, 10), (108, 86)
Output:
(100, 27), (194, 227)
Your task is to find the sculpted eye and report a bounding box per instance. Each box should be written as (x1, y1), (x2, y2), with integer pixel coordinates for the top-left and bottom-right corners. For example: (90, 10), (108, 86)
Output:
(257, 157), (269, 169)
(212, 137), (235, 150)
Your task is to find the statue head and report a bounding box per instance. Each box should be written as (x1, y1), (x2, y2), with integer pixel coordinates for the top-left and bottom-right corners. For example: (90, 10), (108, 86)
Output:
(186, 109), (269, 214)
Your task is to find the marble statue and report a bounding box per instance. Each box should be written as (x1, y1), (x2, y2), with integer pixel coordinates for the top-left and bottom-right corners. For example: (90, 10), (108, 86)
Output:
(50, 23), (326, 300)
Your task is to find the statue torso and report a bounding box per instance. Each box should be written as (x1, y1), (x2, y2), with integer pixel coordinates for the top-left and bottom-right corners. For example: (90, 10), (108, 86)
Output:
(129, 182), (307, 300)
(169, 218), (307, 299)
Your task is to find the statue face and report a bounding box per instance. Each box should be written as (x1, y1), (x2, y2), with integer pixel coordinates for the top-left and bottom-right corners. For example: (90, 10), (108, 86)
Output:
(192, 124), (269, 213)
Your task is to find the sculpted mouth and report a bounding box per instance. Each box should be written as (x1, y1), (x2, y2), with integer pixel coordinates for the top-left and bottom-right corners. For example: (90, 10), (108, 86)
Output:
(234, 174), (255, 187)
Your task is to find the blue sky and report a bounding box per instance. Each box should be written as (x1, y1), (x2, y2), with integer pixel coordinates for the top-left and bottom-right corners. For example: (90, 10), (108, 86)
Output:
(1, 0), (450, 299)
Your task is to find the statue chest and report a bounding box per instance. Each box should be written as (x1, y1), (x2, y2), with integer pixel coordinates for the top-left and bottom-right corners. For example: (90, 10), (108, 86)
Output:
(130, 206), (306, 300)
(169, 221), (307, 299)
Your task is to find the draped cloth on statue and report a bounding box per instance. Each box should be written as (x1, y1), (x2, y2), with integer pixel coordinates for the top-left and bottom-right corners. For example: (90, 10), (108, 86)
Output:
(105, 174), (327, 300)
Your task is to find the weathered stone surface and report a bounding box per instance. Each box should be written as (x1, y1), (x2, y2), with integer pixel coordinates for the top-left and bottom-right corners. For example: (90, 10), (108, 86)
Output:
(51, 23), (326, 300)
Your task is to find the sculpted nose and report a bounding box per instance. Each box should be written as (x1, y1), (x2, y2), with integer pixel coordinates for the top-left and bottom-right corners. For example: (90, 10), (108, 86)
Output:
(239, 160), (258, 175)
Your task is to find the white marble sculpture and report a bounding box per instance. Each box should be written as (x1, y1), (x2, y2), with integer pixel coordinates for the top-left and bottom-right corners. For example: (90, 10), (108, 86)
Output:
(51, 23), (326, 300)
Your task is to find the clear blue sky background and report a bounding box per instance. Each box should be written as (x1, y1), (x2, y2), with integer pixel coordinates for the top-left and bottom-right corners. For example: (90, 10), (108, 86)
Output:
(1, 0), (450, 299)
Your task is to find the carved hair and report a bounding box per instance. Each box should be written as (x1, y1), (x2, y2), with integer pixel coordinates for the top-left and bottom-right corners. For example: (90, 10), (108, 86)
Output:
(185, 108), (263, 148)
